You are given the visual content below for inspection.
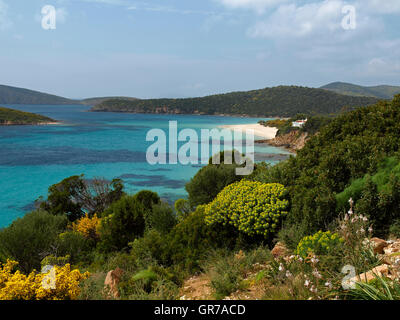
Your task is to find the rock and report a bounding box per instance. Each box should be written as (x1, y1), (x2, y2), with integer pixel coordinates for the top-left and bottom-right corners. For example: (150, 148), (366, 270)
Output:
(370, 237), (389, 254)
(271, 242), (289, 259)
(104, 267), (124, 299)
(350, 265), (390, 283)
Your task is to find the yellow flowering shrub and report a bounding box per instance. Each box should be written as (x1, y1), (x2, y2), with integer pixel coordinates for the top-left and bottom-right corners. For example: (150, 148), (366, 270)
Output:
(296, 231), (344, 259)
(204, 180), (289, 238)
(0, 260), (90, 300)
(71, 213), (101, 240)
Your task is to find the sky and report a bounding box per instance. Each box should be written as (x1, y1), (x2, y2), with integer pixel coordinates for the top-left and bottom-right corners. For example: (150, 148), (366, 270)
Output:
(0, 0), (399, 99)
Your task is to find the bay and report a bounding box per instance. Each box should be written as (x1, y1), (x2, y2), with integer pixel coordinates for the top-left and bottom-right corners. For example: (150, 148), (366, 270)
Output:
(0, 104), (291, 227)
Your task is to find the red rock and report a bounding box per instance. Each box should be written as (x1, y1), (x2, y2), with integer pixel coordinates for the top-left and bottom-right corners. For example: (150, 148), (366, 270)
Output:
(104, 267), (124, 299)
(370, 237), (389, 254)
(271, 242), (289, 259)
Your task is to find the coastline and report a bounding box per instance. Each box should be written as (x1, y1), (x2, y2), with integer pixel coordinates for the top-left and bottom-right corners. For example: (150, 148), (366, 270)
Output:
(220, 123), (278, 140)
(0, 121), (60, 126)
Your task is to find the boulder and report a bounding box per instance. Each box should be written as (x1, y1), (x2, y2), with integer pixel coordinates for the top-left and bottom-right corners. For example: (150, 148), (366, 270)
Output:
(271, 242), (289, 259)
(350, 264), (390, 283)
(104, 267), (124, 299)
(370, 237), (389, 254)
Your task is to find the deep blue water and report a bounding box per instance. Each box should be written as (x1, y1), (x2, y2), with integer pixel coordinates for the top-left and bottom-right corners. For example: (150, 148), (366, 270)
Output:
(0, 105), (291, 227)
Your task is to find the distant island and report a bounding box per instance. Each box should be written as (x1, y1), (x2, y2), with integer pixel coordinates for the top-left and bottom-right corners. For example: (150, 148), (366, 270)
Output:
(0, 106), (57, 125)
(89, 86), (379, 117)
(1, 82), (400, 118)
(320, 82), (400, 99)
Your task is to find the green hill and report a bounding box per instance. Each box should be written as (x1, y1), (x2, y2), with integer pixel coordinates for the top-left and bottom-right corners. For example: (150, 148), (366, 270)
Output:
(90, 86), (379, 117)
(0, 84), (79, 105)
(321, 82), (400, 99)
(0, 106), (56, 125)
(81, 96), (138, 106)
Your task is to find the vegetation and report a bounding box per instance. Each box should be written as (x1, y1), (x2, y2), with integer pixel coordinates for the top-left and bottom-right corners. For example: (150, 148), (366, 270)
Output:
(205, 180), (289, 238)
(90, 86), (378, 117)
(0, 106), (56, 125)
(321, 82), (400, 99)
(0, 84), (77, 105)
(4, 95), (400, 300)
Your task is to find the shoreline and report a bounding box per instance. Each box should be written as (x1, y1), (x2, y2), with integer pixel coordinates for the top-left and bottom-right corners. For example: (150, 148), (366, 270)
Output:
(220, 123), (278, 140)
(0, 121), (60, 126)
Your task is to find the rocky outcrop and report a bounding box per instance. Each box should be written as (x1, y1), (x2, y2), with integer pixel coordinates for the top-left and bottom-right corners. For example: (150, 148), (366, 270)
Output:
(104, 267), (124, 299)
(271, 242), (289, 259)
(257, 131), (308, 152)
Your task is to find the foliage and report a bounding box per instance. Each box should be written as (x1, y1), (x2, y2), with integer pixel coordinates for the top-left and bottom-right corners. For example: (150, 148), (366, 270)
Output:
(205, 180), (289, 238)
(91, 86), (378, 117)
(252, 95), (400, 235)
(346, 276), (400, 300)
(185, 162), (243, 207)
(165, 206), (238, 272)
(0, 210), (68, 273)
(41, 255), (70, 268)
(0, 106), (55, 125)
(296, 231), (344, 259)
(0, 260), (89, 300)
(40, 175), (124, 221)
(98, 195), (146, 252)
(145, 202), (177, 234)
(174, 199), (192, 222)
(71, 213), (101, 240)
(321, 82), (400, 100)
(56, 231), (96, 266)
(134, 190), (160, 210)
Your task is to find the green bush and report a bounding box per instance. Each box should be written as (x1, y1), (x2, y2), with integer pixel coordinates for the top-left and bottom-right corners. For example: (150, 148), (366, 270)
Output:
(0, 210), (68, 273)
(205, 180), (289, 238)
(98, 195), (146, 252)
(134, 190), (160, 210)
(56, 231), (96, 266)
(165, 206), (238, 272)
(296, 231), (344, 259)
(129, 229), (167, 269)
(145, 202), (177, 234)
(185, 153), (244, 207)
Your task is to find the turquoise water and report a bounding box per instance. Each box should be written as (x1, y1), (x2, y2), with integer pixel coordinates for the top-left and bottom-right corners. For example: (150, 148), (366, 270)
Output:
(0, 105), (291, 227)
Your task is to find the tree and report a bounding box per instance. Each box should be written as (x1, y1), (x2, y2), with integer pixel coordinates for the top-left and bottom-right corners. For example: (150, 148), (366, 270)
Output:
(40, 175), (124, 221)
(98, 195), (146, 252)
(0, 210), (68, 273)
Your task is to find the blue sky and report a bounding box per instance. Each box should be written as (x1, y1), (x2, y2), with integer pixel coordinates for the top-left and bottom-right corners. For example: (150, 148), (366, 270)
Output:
(0, 0), (399, 99)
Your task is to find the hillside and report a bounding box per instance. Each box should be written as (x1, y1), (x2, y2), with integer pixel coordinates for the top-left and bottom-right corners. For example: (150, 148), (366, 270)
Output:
(81, 97), (138, 106)
(0, 85), (78, 105)
(0, 106), (56, 125)
(321, 82), (400, 99)
(90, 86), (379, 117)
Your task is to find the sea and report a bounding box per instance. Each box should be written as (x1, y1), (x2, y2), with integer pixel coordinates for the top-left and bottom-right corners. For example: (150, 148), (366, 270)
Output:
(0, 104), (292, 227)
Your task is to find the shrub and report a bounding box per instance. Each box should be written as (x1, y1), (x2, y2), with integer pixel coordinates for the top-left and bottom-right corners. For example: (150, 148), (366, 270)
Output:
(296, 231), (344, 259)
(185, 153), (244, 207)
(145, 203), (177, 234)
(0, 260), (89, 300)
(134, 190), (160, 210)
(71, 213), (101, 240)
(174, 199), (192, 222)
(130, 229), (167, 269)
(56, 231), (96, 266)
(0, 210), (68, 273)
(98, 195), (146, 252)
(165, 206), (238, 272)
(40, 175), (124, 221)
(205, 180), (289, 238)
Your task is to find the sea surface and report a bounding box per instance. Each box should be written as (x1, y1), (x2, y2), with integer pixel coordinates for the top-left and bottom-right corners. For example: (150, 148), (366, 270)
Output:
(0, 104), (292, 227)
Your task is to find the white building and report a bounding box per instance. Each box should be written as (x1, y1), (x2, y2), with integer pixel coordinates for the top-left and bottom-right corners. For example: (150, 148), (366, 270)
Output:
(292, 119), (308, 128)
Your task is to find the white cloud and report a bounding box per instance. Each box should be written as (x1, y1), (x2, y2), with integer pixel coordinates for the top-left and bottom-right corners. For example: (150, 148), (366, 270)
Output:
(361, 0), (400, 14)
(216, 0), (288, 14)
(248, 0), (347, 38)
(0, 0), (11, 30)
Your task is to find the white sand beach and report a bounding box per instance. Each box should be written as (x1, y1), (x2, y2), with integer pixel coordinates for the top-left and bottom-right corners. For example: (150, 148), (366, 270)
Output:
(220, 123), (278, 140)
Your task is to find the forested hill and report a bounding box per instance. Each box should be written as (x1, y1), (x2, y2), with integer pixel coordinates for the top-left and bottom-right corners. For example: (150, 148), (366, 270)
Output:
(90, 86), (379, 117)
(321, 82), (400, 99)
(0, 85), (78, 105)
(0, 107), (56, 125)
